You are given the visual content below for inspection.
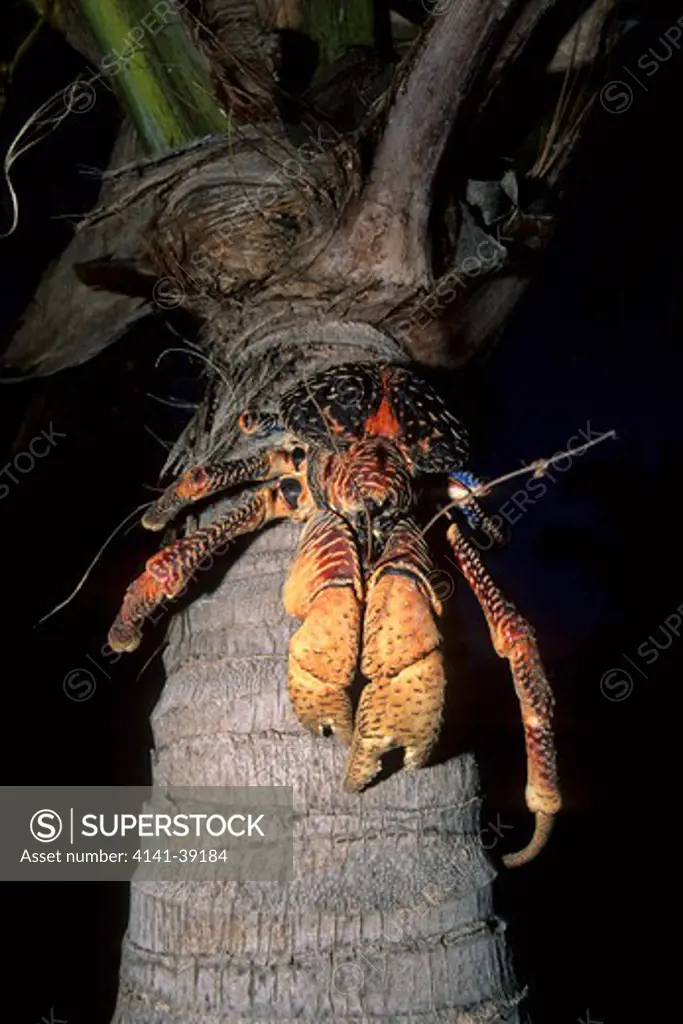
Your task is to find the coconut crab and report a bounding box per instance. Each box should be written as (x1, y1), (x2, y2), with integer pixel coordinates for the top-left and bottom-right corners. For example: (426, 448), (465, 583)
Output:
(108, 361), (560, 866)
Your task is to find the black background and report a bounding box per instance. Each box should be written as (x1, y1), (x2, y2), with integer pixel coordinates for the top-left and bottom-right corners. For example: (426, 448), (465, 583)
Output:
(1, 3), (678, 1022)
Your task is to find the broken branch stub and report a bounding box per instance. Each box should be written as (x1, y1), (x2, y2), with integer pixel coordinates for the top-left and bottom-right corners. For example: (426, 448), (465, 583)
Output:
(311, 0), (526, 292)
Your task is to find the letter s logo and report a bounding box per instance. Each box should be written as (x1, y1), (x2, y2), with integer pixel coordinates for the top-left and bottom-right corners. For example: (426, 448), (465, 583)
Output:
(30, 809), (63, 842)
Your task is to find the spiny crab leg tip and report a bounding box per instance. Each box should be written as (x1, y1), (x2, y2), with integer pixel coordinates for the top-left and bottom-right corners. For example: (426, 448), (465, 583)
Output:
(108, 629), (142, 654)
(501, 812), (555, 869)
(141, 513), (166, 531)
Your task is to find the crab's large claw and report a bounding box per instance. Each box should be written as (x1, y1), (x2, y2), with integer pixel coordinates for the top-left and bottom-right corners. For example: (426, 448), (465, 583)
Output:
(283, 511), (364, 745)
(345, 519), (447, 790)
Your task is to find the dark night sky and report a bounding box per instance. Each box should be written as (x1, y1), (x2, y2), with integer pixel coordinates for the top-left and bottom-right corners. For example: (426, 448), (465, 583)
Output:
(1, 4), (679, 1023)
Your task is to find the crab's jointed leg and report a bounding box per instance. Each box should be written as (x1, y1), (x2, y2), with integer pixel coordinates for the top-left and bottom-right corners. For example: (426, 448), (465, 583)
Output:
(109, 483), (305, 653)
(283, 511), (363, 745)
(142, 448), (305, 531)
(345, 519), (447, 790)
(446, 522), (561, 867)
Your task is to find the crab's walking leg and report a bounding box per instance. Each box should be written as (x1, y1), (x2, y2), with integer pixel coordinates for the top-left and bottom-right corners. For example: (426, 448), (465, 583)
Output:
(345, 519), (446, 790)
(446, 522), (561, 867)
(283, 512), (363, 745)
(109, 485), (302, 652)
(142, 448), (304, 531)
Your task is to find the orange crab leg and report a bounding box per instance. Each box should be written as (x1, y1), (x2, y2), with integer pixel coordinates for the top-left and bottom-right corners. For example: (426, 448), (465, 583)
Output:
(446, 522), (561, 867)
(283, 511), (363, 745)
(109, 483), (306, 653)
(141, 449), (304, 531)
(345, 519), (447, 790)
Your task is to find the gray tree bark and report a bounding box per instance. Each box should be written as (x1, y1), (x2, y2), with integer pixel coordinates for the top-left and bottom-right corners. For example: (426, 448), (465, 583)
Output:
(113, 522), (524, 1023)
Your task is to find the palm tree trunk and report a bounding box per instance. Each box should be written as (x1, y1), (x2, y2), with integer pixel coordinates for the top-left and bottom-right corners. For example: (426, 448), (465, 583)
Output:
(113, 521), (523, 1023)
(4, 2), (619, 1019)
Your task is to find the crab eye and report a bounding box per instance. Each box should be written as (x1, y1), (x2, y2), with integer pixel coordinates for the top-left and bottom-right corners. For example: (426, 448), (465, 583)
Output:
(448, 479), (473, 503)
(239, 410), (280, 437)
(238, 408), (261, 434)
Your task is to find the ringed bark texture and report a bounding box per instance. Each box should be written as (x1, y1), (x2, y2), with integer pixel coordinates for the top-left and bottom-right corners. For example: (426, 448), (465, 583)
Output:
(112, 522), (524, 1023)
